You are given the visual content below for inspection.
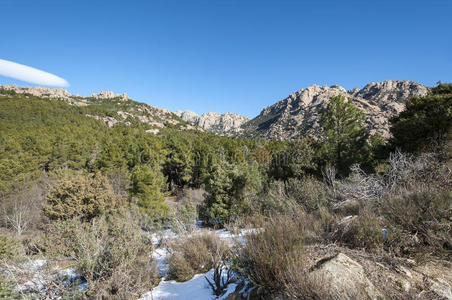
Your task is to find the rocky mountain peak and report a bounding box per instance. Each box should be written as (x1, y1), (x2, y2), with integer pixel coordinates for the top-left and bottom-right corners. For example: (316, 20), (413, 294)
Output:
(241, 80), (429, 140)
(175, 110), (250, 135)
(357, 80), (429, 103)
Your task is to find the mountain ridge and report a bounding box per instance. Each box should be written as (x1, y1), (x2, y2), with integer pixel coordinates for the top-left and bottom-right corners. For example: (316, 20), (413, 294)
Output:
(0, 80), (430, 139)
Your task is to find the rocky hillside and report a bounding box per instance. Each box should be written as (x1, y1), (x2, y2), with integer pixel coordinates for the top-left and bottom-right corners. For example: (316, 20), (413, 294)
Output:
(175, 110), (250, 135)
(0, 84), (197, 134)
(241, 80), (429, 140)
(1, 80), (430, 139)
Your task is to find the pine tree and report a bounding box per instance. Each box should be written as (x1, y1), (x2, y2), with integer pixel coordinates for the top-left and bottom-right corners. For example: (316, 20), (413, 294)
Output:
(320, 95), (368, 175)
(131, 164), (169, 218)
(199, 159), (262, 225)
(390, 83), (452, 154)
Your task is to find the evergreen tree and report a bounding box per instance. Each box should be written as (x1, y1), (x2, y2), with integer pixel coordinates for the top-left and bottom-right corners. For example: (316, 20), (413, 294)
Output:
(320, 95), (368, 175)
(199, 159), (262, 225)
(269, 138), (317, 182)
(390, 83), (452, 154)
(131, 164), (169, 218)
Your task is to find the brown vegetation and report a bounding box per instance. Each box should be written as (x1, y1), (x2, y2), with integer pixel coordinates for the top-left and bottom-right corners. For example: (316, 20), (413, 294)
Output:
(167, 232), (230, 282)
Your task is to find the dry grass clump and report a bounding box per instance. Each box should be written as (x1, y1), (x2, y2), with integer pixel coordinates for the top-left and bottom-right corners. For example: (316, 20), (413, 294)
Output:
(167, 232), (230, 282)
(44, 212), (158, 298)
(233, 216), (332, 299)
(332, 208), (384, 250)
(286, 176), (329, 212)
(380, 188), (452, 259)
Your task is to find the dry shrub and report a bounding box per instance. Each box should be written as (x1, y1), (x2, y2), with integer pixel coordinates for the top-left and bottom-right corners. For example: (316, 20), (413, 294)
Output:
(286, 176), (329, 212)
(383, 151), (450, 191)
(332, 151), (451, 208)
(169, 198), (197, 234)
(205, 262), (235, 296)
(332, 208), (384, 250)
(167, 232), (230, 282)
(335, 164), (385, 203)
(311, 207), (338, 240)
(224, 214), (267, 235)
(380, 188), (452, 258)
(233, 216), (331, 299)
(283, 256), (337, 300)
(44, 212), (158, 298)
(1, 179), (46, 237)
(166, 253), (195, 282)
(327, 151), (451, 256)
(20, 234), (45, 256)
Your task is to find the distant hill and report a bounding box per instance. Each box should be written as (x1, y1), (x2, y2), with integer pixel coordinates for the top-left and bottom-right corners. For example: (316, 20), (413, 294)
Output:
(0, 84), (197, 134)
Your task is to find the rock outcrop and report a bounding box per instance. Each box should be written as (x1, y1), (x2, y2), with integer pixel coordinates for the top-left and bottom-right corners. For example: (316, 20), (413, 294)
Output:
(0, 84), (71, 99)
(241, 80), (429, 140)
(175, 110), (250, 135)
(310, 253), (383, 299)
(90, 91), (130, 101)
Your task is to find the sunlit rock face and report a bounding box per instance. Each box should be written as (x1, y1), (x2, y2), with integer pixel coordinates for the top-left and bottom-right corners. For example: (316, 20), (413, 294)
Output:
(175, 110), (250, 135)
(240, 80), (429, 140)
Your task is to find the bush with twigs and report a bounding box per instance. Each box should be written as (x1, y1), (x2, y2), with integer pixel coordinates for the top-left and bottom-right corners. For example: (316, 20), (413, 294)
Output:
(167, 232), (230, 282)
(44, 212), (158, 298)
(232, 216), (332, 299)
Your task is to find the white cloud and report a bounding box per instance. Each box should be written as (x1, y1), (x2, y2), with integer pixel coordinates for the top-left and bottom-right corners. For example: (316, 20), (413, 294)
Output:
(0, 58), (69, 87)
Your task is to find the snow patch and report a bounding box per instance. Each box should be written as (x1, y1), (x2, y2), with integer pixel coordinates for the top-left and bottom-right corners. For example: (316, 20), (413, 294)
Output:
(140, 269), (238, 300)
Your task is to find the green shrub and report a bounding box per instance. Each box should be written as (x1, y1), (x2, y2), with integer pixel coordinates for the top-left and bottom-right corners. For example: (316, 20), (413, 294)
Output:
(43, 172), (126, 221)
(0, 234), (23, 262)
(131, 164), (169, 218)
(199, 160), (263, 225)
(0, 278), (19, 299)
(170, 199), (197, 234)
(167, 232), (229, 282)
(250, 180), (298, 216)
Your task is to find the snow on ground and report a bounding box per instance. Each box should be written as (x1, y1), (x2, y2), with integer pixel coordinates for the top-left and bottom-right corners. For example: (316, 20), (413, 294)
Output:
(142, 226), (258, 300)
(140, 269), (238, 300)
(152, 247), (170, 277)
(214, 228), (260, 246)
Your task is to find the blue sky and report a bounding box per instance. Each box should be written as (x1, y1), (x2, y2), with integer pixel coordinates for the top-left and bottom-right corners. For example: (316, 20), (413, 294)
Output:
(1, 0), (451, 117)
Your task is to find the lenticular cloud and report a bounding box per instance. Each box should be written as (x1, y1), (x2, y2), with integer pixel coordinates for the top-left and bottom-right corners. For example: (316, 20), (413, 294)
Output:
(0, 58), (69, 87)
